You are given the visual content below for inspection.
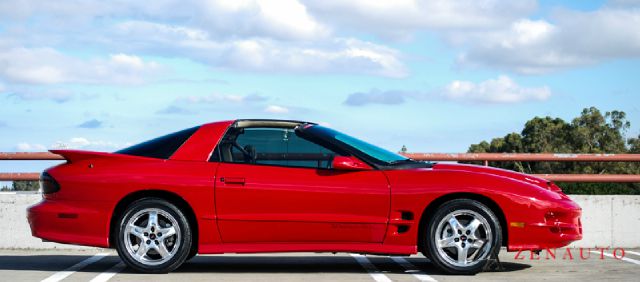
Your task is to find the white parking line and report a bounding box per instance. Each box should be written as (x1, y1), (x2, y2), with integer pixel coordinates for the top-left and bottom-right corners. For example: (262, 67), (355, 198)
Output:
(626, 250), (640, 258)
(41, 253), (110, 282)
(89, 262), (126, 282)
(390, 257), (437, 282)
(351, 254), (392, 282)
(591, 251), (640, 266)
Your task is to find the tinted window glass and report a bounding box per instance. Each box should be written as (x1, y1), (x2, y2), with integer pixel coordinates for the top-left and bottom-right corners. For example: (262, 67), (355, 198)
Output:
(218, 127), (338, 168)
(116, 126), (200, 159)
(306, 125), (408, 164)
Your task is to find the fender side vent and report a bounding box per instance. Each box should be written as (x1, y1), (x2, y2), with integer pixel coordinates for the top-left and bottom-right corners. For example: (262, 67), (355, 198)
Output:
(397, 225), (409, 234)
(401, 211), (414, 220)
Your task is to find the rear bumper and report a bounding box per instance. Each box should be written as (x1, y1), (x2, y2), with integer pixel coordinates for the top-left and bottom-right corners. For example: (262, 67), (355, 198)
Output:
(27, 198), (110, 248)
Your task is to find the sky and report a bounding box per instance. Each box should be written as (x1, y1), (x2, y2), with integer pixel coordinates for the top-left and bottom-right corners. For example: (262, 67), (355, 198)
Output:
(1, 0), (640, 175)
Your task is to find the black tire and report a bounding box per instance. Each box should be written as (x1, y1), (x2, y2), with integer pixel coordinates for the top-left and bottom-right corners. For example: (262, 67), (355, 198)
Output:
(115, 198), (192, 273)
(423, 199), (501, 275)
(185, 248), (198, 261)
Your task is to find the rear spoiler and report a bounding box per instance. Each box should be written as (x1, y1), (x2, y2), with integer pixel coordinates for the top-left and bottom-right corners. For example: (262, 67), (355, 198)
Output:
(49, 149), (114, 163)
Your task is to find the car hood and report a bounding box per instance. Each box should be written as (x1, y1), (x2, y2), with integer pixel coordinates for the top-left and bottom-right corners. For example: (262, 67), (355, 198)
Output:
(431, 163), (564, 193)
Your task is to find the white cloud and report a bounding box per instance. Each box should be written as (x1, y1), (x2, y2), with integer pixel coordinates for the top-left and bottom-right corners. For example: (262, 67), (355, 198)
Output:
(68, 137), (91, 147)
(179, 93), (268, 104)
(441, 75), (551, 103)
(1, 0), (638, 78)
(303, 0), (537, 39)
(0, 0), (329, 41)
(112, 21), (407, 77)
(607, 0), (640, 8)
(51, 137), (126, 150)
(115, 20), (209, 44)
(9, 88), (75, 102)
(15, 142), (47, 152)
(456, 8), (640, 74)
(6, 0), (637, 81)
(160, 92), (284, 115)
(0, 48), (162, 85)
(264, 105), (290, 114)
(198, 0), (329, 40)
(219, 38), (406, 77)
(344, 89), (409, 106)
(0, 0), (407, 79)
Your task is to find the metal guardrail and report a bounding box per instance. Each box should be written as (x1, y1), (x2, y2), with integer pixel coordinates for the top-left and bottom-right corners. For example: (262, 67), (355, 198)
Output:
(0, 152), (64, 160)
(403, 153), (640, 182)
(403, 153), (640, 162)
(0, 152), (639, 182)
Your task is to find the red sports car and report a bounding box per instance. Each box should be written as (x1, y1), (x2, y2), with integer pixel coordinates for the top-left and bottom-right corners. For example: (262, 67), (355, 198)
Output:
(27, 119), (582, 274)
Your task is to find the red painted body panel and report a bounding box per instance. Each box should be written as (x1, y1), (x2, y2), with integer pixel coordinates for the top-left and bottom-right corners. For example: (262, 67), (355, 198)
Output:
(27, 120), (582, 255)
(383, 164), (582, 251)
(214, 163), (389, 243)
(170, 120), (233, 161)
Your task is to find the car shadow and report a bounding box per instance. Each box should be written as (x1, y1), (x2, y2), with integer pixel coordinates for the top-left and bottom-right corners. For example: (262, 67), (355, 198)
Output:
(483, 261), (532, 272)
(169, 255), (531, 275)
(0, 255), (117, 272)
(0, 254), (531, 276)
(174, 255), (408, 274)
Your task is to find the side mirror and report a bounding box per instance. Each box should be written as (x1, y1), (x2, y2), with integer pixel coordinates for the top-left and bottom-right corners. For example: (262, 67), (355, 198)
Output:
(331, 156), (372, 171)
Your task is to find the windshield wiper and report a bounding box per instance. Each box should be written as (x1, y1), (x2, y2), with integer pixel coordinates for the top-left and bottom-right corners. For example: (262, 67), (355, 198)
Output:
(388, 159), (416, 165)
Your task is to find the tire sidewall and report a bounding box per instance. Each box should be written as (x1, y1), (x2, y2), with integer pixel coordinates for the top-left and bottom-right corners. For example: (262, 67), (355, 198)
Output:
(425, 199), (502, 275)
(116, 198), (192, 273)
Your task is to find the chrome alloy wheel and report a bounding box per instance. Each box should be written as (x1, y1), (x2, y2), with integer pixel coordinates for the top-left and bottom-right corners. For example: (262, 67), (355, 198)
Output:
(434, 209), (492, 267)
(124, 208), (181, 266)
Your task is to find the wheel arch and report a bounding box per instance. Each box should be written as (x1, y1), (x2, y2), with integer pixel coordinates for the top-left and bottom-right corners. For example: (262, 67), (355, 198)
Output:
(417, 192), (507, 254)
(109, 189), (199, 255)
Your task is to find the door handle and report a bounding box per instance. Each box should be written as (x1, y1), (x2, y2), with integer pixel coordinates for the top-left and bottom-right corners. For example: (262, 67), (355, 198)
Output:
(221, 177), (245, 185)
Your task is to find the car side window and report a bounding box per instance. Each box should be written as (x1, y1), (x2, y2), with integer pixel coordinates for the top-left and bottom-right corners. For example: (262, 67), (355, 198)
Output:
(214, 127), (338, 169)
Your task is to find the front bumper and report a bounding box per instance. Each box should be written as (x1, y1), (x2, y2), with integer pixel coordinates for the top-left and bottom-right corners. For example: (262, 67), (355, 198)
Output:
(508, 199), (582, 251)
(27, 198), (110, 248)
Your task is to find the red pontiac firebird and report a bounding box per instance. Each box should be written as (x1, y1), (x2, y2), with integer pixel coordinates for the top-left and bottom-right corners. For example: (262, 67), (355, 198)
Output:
(28, 119), (582, 274)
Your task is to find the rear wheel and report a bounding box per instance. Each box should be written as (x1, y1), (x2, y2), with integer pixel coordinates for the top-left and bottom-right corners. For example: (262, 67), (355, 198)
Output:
(115, 198), (192, 273)
(423, 199), (501, 275)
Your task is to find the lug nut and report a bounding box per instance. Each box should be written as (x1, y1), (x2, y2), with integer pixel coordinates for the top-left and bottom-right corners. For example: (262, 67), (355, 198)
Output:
(146, 240), (151, 245)
(158, 232), (162, 237)
(466, 230), (471, 235)
(457, 230), (462, 235)
(462, 243), (466, 248)
(143, 232), (149, 236)
(454, 238), (459, 242)
(155, 240), (160, 245)
(151, 227), (155, 232)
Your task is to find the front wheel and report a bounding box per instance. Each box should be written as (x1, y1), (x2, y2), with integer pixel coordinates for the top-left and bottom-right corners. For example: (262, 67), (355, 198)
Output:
(424, 199), (502, 275)
(115, 198), (192, 273)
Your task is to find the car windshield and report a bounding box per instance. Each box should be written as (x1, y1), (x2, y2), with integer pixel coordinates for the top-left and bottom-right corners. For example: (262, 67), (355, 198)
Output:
(307, 125), (409, 164)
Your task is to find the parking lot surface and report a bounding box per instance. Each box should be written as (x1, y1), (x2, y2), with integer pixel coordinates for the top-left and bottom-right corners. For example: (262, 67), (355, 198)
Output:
(1, 248), (639, 281)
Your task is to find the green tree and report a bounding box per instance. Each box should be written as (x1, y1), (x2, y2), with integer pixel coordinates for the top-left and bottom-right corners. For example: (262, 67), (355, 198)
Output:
(468, 107), (640, 195)
(629, 135), (640, 153)
(12, 181), (40, 191)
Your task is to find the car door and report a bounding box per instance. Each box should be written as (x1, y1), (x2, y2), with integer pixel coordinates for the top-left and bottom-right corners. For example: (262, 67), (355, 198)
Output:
(213, 127), (390, 243)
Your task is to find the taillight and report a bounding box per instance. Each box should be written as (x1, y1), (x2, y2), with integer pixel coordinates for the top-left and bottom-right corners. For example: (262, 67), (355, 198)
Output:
(40, 172), (60, 194)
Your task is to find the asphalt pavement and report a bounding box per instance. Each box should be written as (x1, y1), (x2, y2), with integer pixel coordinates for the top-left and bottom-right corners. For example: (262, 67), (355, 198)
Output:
(1, 248), (639, 281)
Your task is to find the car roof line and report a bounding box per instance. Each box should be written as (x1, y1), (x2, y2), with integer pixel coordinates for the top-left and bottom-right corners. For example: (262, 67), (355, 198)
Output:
(233, 119), (316, 129)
